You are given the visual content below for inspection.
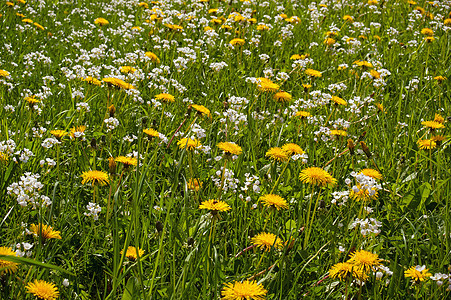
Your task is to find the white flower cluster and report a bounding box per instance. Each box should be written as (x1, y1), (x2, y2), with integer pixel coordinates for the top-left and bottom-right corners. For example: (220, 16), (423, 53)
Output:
(209, 61), (228, 72)
(15, 242), (33, 257)
(349, 217), (382, 237)
(0, 139), (16, 155)
(41, 137), (61, 149)
(7, 173), (51, 208)
(349, 172), (382, 198)
(84, 202), (101, 220)
(430, 272), (451, 289)
(13, 148), (34, 163)
(76, 102), (90, 112)
(240, 173), (261, 194)
(104, 117), (119, 132)
(331, 191), (350, 206)
(211, 167), (240, 193)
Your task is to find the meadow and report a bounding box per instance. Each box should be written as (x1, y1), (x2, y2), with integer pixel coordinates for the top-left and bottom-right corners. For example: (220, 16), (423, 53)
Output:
(0, 0), (450, 299)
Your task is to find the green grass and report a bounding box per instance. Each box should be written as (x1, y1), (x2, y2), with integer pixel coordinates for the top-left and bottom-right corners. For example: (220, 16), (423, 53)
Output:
(0, 0), (450, 299)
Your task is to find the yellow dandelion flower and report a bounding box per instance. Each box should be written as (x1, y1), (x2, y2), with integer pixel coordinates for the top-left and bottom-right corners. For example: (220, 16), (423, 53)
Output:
(121, 246), (145, 260)
(102, 77), (135, 90)
(138, 2), (149, 8)
(0, 247), (19, 275)
(155, 93), (175, 103)
(251, 232), (283, 251)
(69, 125), (87, 139)
(82, 76), (102, 86)
(405, 265), (432, 282)
(29, 224), (62, 240)
(370, 69), (380, 79)
(343, 15), (353, 22)
(295, 111), (311, 118)
(424, 36), (435, 43)
(431, 135), (447, 144)
(24, 95), (40, 104)
(353, 60), (373, 68)
(434, 113), (445, 124)
(115, 156), (138, 167)
(260, 194), (288, 210)
(421, 120), (445, 129)
(359, 169), (382, 180)
(143, 128), (160, 138)
(190, 104), (211, 118)
(26, 280), (59, 300)
(299, 167), (337, 188)
(281, 143), (304, 155)
(33, 22), (44, 30)
(420, 28), (434, 36)
(199, 199), (231, 212)
(145, 51), (160, 63)
(217, 142), (242, 156)
(50, 130), (67, 140)
(178, 138), (202, 151)
(256, 77), (280, 92)
(329, 262), (368, 282)
(324, 37), (336, 46)
(329, 130), (347, 136)
(417, 139), (436, 150)
(265, 147), (289, 162)
(273, 91), (292, 103)
(120, 66), (136, 74)
(256, 24), (270, 31)
(347, 249), (382, 273)
(187, 178), (203, 191)
(433, 76), (446, 83)
(0, 70), (10, 77)
(22, 18), (33, 24)
(444, 18), (451, 26)
(0, 152), (9, 163)
(229, 38), (245, 46)
(81, 170), (109, 186)
(94, 17), (109, 26)
(305, 68), (322, 78)
(221, 280), (267, 300)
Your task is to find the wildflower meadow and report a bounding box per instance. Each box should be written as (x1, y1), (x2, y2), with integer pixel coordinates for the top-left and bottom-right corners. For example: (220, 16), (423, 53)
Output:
(1, 0), (451, 299)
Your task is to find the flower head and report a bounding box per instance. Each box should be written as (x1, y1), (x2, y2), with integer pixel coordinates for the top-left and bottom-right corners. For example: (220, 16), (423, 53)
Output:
(217, 142), (242, 156)
(120, 66), (136, 74)
(178, 138), (202, 150)
(329, 262), (368, 281)
(145, 51), (160, 63)
(251, 232), (283, 251)
(359, 169), (382, 180)
(199, 199), (231, 213)
(187, 178), (203, 191)
(229, 38), (245, 46)
(405, 265), (432, 282)
(256, 77), (280, 92)
(331, 96), (347, 106)
(281, 143), (304, 155)
(347, 249), (382, 273)
(0, 246), (19, 275)
(260, 194), (288, 210)
(305, 68), (322, 78)
(221, 280), (267, 300)
(155, 93), (175, 103)
(273, 91), (292, 103)
(295, 111), (311, 119)
(421, 120), (445, 129)
(24, 95), (40, 105)
(417, 139), (436, 150)
(94, 17), (109, 26)
(81, 170), (109, 186)
(265, 147), (289, 162)
(102, 77), (135, 90)
(50, 130), (67, 140)
(29, 224), (62, 240)
(190, 104), (211, 118)
(115, 156), (138, 167)
(26, 280), (59, 300)
(121, 246), (145, 260)
(143, 128), (160, 138)
(0, 70), (10, 77)
(420, 28), (434, 36)
(299, 167), (337, 188)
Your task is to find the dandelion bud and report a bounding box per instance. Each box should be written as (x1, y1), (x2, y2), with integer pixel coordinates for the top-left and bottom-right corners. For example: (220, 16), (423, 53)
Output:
(360, 141), (372, 158)
(90, 138), (97, 149)
(347, 139), (355, 155)
(108, 104), (116, 117)
(187, 237), (194, 246)
(155, 221), (163, 233)
(108, 157), (116, 175)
